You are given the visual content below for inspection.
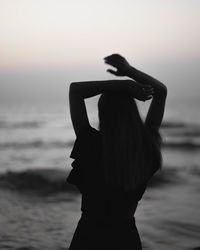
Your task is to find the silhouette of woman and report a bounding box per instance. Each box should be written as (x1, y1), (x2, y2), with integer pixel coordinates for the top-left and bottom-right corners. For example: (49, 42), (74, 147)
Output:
(67, 54), (167, 250)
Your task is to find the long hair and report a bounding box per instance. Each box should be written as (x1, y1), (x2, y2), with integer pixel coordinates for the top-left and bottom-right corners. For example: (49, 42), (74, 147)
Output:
(98, 92), (162, 191)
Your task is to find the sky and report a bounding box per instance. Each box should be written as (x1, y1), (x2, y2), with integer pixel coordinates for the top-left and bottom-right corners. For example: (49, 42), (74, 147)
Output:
(0, 0), (200, 108)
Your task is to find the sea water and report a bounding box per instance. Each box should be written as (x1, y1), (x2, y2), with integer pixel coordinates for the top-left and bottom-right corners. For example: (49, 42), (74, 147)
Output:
(0, 100), (200, 250)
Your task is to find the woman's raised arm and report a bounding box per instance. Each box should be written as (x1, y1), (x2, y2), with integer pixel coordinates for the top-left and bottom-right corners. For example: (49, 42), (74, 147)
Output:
(127, 67), (167, 132)
(69, 80), (153, 136)
(104, 54), (167, 132)
(126, 66), (167, 132)
(69, 80), (122, 136)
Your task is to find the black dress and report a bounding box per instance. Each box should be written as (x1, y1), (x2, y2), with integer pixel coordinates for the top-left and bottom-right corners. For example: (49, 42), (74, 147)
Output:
(67, 125), (146, 250)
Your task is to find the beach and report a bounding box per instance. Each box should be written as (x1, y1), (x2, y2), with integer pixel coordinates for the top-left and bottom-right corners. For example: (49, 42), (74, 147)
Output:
(0, 103), (200, 250)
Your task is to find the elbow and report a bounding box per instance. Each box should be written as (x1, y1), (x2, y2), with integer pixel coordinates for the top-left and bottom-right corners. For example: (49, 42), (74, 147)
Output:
(69, 82), (83, 99)
(69, 82), (78, 95)
(69, 82), (76, 91)
(161, 84), (168, 98)
(160, 84), (167, 98)
(162, 85), (168, 98)
(154, 84), (167, 99)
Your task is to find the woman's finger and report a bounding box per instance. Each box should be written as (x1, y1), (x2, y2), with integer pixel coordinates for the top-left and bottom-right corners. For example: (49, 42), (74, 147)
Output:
(104, 60), (117, 67)
(142, 88), (154, 95)
(145, 95), (153, 101)
(104, 54), (123, 61)
(107, 69), (118, 75)
(141, 95), (153, 102)
(140, 89), (154, 100)
(142, 86), (154, 95)
(142, 87), (153, 92)
(145, 90), (154, 95)
(104, 57), (124, 67)
(142, 85), (153, 90)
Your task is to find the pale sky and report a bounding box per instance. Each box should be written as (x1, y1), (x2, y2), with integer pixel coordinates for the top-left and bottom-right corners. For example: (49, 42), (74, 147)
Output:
(0, 0), (200, 106)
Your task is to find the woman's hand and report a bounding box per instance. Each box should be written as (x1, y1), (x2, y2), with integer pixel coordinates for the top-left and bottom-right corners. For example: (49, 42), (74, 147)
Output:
(121, 80), (154, 101)
(129, 82), (154, 101)
(104, 54), (131, 76)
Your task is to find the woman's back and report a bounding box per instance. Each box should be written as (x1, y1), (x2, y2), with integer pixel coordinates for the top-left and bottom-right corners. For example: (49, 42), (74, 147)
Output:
(67, 125), (147, 222)
(68, 126), (145, 250)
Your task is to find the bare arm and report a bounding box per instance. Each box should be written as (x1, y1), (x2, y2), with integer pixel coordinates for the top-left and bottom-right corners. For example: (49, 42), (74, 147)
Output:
(104, 54), (167, 132)
(126, 66), (167, 131)
(69, 80), (153, 136)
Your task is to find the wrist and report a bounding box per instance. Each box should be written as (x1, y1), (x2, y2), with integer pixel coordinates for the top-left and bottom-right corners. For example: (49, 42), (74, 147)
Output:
(125, 66), (137, 77)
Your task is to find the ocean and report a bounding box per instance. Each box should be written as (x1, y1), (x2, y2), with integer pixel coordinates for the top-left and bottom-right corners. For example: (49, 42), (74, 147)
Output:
(0, 99), (200, 250)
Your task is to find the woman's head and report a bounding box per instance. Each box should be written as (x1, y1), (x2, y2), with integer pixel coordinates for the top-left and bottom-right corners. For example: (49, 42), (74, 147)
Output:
(97, 92), (162, 191)
(98, 92), (141, 132)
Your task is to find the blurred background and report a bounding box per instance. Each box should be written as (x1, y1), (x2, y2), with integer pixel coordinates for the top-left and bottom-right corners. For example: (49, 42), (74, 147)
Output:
(0, 0), (200, 249)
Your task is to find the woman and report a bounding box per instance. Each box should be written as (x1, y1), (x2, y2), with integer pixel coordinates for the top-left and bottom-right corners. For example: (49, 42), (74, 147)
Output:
(67, 54), (167, 250)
